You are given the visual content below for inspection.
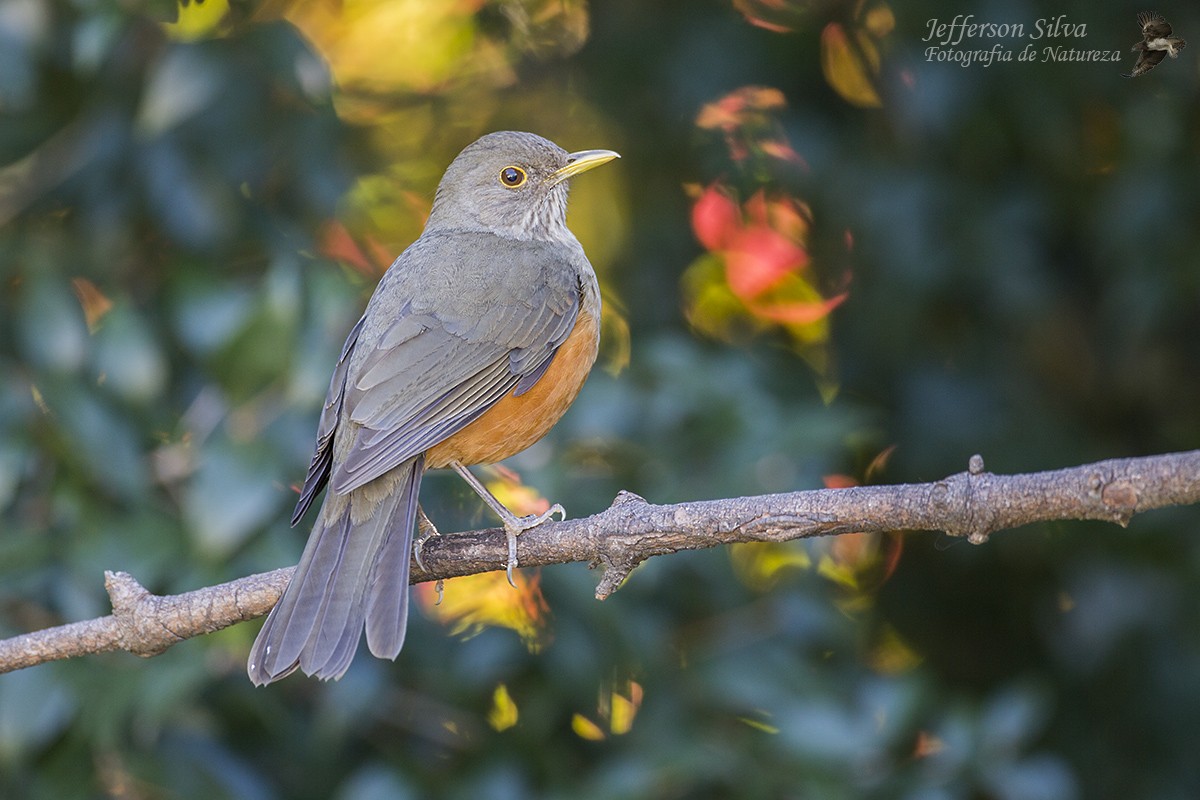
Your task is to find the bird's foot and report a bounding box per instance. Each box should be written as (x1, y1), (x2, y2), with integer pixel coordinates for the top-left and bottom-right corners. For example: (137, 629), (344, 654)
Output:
(447, 460), (568, 587)
(502, 503), (565, 587)
(413, 505), (441, 574)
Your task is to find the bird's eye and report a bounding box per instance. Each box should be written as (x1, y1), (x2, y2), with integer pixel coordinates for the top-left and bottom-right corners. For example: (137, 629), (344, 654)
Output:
(499, 166), (527, 188)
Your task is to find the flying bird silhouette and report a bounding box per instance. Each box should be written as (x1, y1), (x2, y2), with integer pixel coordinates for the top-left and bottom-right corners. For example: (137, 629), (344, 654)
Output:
(1125, 11), (1186, 77)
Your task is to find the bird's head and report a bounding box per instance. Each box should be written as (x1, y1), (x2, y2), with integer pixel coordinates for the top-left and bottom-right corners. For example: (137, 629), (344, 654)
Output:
(426, 131), (619, 242)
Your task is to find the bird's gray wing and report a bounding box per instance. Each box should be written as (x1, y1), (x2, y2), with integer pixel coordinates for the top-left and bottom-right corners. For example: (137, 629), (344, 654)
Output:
(1126, 47), (1166, 76)
(1140, 13), (1172, 38)
(291, 313), (366, 525)
(329, 237), (583, 495)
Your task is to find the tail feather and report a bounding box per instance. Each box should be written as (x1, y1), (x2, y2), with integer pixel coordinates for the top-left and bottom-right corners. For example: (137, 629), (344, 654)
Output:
(260, 509), (354, 678)
(248, 458), (423, 686)
(300, 504), (389, 674)
(365, 454), (423, 658)
(302, 595), (367, 680)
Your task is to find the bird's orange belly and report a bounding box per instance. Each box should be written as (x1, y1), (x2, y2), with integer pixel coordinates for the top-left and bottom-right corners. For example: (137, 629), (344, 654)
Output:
(424, 309), (600, 468)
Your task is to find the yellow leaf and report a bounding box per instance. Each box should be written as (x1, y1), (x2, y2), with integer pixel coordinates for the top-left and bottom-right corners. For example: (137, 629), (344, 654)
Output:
(820, 23), (882, 108)
(869, 624), (923, 675)
(488, 683), (519, 731)
(609, 682), (643, 735)
(417, 570), (551, 652)
(283, 0), (478, 97)
(738, 715), (780, 734)
(571, 714), (606, 741)
(817, 554), (860, 589)
(681, 253), (762, 343)
(164, 0), (231, 41)
(731, 542), (812, 589)
(864, 3), (895, 38)
(600, 300), (631, 376)
(484, 468), (550, 518)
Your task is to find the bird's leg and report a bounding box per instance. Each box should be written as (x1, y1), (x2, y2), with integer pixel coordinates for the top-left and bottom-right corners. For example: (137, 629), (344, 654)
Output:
(450, 460), (565, 586)
(413, 503), (441, 573)
(413, 504), (444, 604)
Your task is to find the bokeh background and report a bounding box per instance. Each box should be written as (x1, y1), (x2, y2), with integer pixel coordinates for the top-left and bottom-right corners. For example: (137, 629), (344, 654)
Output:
(3, 0), (1200, 797)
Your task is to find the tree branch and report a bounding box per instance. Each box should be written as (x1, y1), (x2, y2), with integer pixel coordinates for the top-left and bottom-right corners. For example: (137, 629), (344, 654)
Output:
(3, 450), (1198, 675)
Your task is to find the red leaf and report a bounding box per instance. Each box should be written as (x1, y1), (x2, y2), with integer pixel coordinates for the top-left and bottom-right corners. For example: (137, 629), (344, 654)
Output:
(823, 473), (858, 489)
(725, 226), (809, 299)
(748, 291), (847, 324)
(692, 184), (740, 251)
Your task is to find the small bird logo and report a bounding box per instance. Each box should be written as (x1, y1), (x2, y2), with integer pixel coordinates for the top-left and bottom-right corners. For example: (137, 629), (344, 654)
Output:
(1124, 11), (1187, 77)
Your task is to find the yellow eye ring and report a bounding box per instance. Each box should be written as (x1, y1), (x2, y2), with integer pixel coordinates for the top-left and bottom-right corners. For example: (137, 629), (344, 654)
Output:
(499, 166), (527, 188)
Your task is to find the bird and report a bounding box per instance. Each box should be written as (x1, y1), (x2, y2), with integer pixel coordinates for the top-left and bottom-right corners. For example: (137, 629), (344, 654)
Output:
(247, 131), (619, 685)
(1125, 11), (1186, 77)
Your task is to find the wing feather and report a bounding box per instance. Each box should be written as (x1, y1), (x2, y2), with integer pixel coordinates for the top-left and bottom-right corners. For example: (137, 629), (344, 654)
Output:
(1139, 12), (1172, 38)
(328, 234), (587, 495)
(291, 314), (366, 525)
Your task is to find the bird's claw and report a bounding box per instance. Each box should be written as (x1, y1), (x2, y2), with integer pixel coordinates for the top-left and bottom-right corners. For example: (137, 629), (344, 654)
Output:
(503, 503), (565, 587)
(413, 506), (441, 574)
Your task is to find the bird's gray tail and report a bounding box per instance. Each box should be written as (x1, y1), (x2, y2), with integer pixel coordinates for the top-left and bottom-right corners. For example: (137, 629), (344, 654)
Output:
(247, 455), (424, 685)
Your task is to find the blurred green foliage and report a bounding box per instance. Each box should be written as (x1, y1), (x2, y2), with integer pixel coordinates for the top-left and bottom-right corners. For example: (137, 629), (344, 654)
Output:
(2, 0), (1199, 797)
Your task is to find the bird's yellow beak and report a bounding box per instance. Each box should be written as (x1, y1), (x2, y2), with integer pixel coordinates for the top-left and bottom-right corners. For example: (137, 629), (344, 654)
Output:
(548, 149), (620, 186)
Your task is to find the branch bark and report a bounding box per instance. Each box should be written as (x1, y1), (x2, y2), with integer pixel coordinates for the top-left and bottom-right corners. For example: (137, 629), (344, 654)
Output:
(2, 450), (1198, 675)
